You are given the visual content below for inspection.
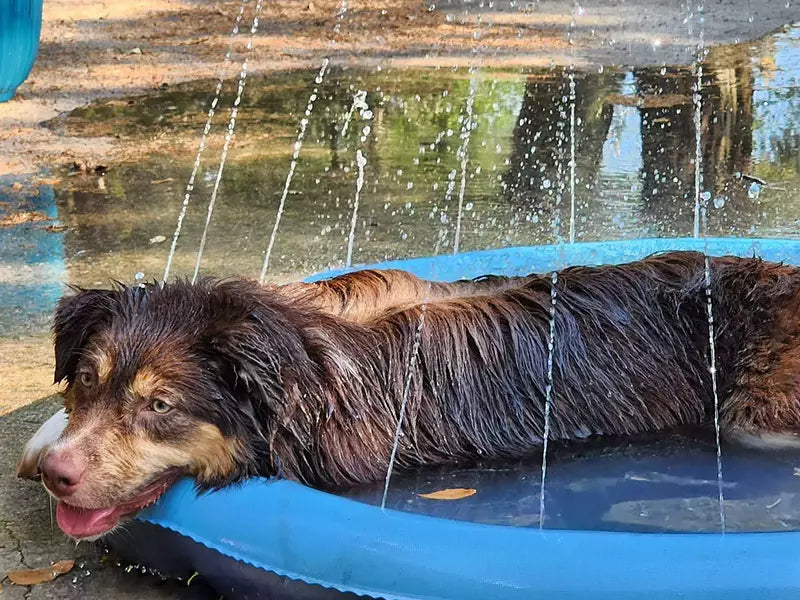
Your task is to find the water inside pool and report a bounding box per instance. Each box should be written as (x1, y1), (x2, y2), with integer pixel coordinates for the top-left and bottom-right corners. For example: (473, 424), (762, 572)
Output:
(3, 22), (800, 532)
(342, 428), (800, 532)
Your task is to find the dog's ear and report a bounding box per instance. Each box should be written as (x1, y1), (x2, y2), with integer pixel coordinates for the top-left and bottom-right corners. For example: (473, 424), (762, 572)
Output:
(53, 288), (118, 384)
(207, 317), (289, 416)
(202, 282), (312, 416)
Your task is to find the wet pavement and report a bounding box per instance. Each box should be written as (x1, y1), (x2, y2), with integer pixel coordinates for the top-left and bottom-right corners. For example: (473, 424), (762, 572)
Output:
(3, 10), (800, 600)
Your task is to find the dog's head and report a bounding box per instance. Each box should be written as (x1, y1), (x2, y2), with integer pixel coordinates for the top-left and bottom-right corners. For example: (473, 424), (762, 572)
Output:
(37, 279), (310, 539)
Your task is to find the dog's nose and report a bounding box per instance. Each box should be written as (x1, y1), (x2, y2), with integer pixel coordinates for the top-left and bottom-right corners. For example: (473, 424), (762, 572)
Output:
(41, 450), (85, 497)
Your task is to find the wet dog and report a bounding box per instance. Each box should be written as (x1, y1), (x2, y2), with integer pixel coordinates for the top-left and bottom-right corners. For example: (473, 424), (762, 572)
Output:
(17, 252), (800, 539)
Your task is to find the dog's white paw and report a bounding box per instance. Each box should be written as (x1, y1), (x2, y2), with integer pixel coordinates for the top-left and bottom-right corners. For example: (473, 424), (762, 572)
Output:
(16, 408), (68, 479)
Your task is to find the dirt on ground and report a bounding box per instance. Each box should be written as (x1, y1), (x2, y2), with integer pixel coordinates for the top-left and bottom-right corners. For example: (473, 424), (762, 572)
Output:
(1, 0), (798, 177)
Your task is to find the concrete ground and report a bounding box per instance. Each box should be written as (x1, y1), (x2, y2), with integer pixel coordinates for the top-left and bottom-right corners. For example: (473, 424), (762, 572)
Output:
(0, 397), (216, 598)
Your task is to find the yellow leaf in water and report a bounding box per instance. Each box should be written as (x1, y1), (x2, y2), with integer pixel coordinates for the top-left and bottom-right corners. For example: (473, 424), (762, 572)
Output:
(8, 560), (75, 586)
(418, 488), (476, 500)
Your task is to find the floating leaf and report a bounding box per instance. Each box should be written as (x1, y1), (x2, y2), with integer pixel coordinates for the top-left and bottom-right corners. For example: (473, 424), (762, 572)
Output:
(8, 560), (75, 586)
(418, 488), (476, 500)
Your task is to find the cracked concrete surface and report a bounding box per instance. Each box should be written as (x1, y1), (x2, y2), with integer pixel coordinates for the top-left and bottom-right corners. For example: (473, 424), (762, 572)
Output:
(0, 397), (216, 599)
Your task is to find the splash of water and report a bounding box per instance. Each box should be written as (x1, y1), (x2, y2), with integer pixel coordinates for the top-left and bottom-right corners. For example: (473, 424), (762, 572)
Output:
(192, 3), (265, 282)
(434, 167), (458, 254)
(381, 289), (430, 509)
(341, 89), (368, 138)
(538, 271), (558, 529)
(704, 251), (726, 533)
(258, 0), (349, 282)
(568, 3), (578, 243)
(568, 73), (577, 244)
(333, 0), (348, 34)
(451, 9), (489, 255)
(452, 72), (478, 255)
(259, 58), (330, 283)
(384, 6), (489, 504)
(161, 0), (248, 283)
(692, 63), (704, 238)
(691, 0), (726, 533)
(346, 148), (368, 267)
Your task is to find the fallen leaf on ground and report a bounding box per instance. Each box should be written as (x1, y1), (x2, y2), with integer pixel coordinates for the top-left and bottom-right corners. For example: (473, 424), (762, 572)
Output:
(8, 560), (74, 586)
(0, 211), (50, 227)
(37, 178), (62, 186)
(418, 488), (476, 500)
(12, 182), (23, 191)
(150, 178), (175, 185)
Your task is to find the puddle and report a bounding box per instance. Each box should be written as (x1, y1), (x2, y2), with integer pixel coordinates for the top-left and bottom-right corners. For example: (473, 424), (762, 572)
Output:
(0, 177), (65, 336)
(2, 26), (800, 353)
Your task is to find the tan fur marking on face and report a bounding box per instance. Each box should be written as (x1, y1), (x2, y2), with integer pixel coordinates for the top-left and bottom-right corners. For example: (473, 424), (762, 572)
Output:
(128, 423), (240, 483)
(130, 367), (160, 399)
(58, 422), (241, 509)
(85, 348), (114, 384)
(185, 423), (241, 481)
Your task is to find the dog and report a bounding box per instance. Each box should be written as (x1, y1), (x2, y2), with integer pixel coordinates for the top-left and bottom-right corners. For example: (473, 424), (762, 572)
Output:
(16, 251), (800, 539)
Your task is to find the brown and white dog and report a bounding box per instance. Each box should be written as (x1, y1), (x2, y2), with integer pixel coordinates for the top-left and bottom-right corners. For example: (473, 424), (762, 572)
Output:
(17, 252), (800, 539)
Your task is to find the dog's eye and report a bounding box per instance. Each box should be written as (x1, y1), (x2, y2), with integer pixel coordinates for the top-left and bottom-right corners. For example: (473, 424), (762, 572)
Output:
(150, 399), (173, 414)
(78, 370), (95, 388)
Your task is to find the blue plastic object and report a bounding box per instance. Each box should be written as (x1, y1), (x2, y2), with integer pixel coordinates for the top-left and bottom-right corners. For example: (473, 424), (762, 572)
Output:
(131, 238), (800, 600)
(0, 0), (43, 102)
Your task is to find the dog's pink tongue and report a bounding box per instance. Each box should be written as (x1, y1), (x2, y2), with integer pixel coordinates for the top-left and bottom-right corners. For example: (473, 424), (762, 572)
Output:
(56, 501), (119, 538)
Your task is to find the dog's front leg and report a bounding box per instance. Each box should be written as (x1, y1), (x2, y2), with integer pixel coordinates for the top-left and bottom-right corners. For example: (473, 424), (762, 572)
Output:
(16, 408), (68, 479)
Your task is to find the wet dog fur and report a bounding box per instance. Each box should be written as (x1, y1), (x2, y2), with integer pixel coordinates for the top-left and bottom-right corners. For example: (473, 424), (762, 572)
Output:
(20, 251), (800, 538)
